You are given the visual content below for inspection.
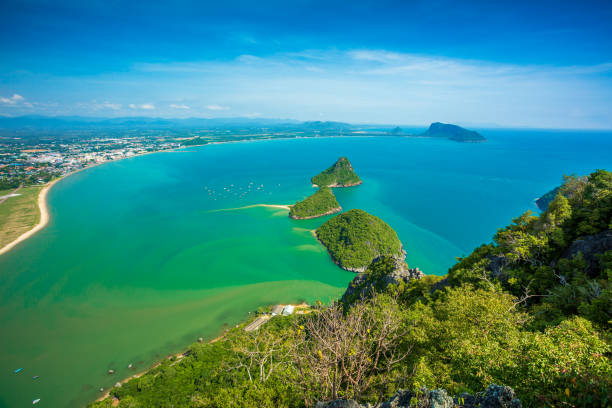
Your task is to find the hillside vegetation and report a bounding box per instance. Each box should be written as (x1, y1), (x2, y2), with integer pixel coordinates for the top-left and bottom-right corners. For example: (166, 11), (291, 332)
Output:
(289, 187), (341, 219)
(91, 170), (611, 408)
(316, 209), (405, 272)
(311, 157), (361, 187)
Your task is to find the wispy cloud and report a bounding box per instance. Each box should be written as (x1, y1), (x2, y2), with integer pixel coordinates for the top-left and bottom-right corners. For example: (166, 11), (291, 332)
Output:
(129, 103), (155, 110)
(206, 105), (229, 111)
(4, 49), (612, 128)
(100, 102), (121, 110)
(0, 93), (31, 107)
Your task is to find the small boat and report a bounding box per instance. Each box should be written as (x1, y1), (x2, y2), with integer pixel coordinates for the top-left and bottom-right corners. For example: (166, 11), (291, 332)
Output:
(14, 368), (23, 374)
(33, 399), (40, 405)
(33, 376), (40, 380)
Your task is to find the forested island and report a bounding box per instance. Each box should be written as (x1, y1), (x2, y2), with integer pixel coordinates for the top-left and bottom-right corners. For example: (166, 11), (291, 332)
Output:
(311, 157), (362, 187)
(289, 187), (341, 219)
(91, 170), (611, 408)
(315, 209), (406, 272)
(421, 122), (486, 142)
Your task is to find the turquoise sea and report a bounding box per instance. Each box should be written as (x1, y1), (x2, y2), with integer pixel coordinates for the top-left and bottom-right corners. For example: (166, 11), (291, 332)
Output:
(0, 130), (611, 407)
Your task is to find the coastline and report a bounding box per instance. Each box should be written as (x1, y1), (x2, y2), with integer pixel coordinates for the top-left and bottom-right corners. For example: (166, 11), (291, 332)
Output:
(312, 180), (363, 188)
(0, 179), (58, 256)
(289, 206), (342, 220)
(95, 302), (309, 404)
(208, 203), (292, 213)
(0, 133), (378, 257)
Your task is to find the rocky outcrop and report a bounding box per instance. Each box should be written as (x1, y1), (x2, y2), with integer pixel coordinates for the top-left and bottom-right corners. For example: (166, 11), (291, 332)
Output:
(316, 384), (521, 408)
(486, 255), (508, 280)
(341, 256), (423, 302)
(561, 230), (612, 277)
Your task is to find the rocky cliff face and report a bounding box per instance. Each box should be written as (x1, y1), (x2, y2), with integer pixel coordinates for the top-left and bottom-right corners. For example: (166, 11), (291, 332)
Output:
(561, 229), (612, 277)
(316, 384), (521, 408)
(341, 255), (423, 302)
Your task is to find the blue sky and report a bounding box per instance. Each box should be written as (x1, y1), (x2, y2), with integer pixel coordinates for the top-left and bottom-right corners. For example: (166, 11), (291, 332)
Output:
(1, 0), (611, 128)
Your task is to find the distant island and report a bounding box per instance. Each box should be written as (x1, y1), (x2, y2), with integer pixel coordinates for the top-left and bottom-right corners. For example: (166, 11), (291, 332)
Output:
(289, 187), (342, 219)
(420, 122), (486, 142)
(315, 209), (406, 272)
(311, 157), (362, 187)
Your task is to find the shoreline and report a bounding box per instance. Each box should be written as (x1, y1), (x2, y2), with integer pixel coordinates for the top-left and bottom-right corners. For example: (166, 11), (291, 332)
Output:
(289, 206), (342, 220)
(95, 302), (309, 404)
(312, 180), (363, 188)
(0, 179), (58, 256)
(208, 203), (292, 213)
(0, 133), (376, 257)
(0, 148), (177, 257)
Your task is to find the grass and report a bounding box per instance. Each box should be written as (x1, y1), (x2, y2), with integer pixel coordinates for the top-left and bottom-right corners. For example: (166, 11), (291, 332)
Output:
(0, 185), (43, 249)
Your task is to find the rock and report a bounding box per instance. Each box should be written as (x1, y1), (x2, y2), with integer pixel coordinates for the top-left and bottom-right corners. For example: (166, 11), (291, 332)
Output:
(316, 399), (362, 408)
(461, 384), (521, 408)
(198, 337), (204, 343)
(341, 255), (423, 303)
(114, 382), (121, 387)
(379, 256), (424, 286)
(561, 230), (612, 277)
(486, 255), (508, 280)
(380, 388), (453, 408)
(318, 385), (520, 408)
(99, 387), (104, 392)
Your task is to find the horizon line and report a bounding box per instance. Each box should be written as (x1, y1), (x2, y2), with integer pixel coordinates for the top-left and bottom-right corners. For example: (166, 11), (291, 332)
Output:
(0, 114), (611, 132)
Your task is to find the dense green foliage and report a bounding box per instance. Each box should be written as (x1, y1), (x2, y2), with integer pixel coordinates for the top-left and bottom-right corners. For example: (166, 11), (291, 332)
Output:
(91, 170), (611, 408)
(289, 187), (340, 219)
(180, 137), (209, 146)
(311, 157), (361, 187)
(316, 209), (404, 270)
(448, 170), (612, 327)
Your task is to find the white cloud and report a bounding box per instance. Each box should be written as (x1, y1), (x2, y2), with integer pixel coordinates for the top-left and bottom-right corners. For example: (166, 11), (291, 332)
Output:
(0, 94), (26, 105)
(102, 102), (121, 110)
(206, 104), (229, 111)
(129, 103), (155, 110)
(170, 104), (190, 109)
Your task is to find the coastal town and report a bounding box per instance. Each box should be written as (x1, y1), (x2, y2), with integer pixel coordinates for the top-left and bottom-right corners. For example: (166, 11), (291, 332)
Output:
(0, 135), (184, 190)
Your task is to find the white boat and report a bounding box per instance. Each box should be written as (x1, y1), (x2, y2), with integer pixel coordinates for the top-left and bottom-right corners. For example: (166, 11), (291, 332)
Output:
(33, 399), (40, 405)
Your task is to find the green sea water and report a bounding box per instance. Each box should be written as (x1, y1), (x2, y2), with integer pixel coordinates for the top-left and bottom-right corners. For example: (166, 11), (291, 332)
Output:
(1, 132), (611, 407)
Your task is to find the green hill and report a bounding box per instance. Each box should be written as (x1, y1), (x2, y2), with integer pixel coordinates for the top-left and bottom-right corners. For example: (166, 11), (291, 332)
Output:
(90, 170), (611, 408)
(315, 209), (405, 271)
(289, 187), (341, 219)
(421, 122), (486, 142)
(311, 157), (362, 187)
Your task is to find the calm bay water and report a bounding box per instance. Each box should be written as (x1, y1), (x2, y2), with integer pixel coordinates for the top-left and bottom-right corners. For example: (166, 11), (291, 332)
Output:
(0, 130), (611, 407)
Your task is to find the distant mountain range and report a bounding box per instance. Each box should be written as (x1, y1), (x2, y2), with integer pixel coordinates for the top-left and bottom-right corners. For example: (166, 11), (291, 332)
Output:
(0, 116), (486, 142)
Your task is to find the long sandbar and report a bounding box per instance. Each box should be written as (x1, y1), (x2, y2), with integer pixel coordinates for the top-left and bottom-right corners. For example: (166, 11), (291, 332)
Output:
(208, 204), (291, 213)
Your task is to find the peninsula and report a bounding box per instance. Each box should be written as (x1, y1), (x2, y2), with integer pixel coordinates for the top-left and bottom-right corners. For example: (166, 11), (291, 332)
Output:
(420, 122), (486, 142)
(315, 209), (406, 272)
(311, 157), (362, 187)
(289, 187), (341, 219)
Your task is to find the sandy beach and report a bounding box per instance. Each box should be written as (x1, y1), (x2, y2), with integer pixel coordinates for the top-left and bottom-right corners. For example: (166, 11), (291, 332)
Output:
(0, 179), (59, 256)
(208, 203), (292, 213)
